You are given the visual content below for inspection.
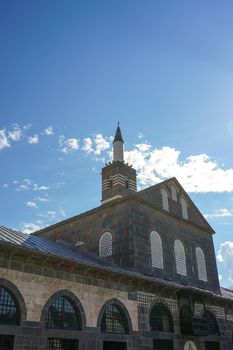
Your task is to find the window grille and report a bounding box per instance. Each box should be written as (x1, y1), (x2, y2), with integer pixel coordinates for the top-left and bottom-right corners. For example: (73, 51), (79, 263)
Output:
(203, 311), (220, 335)
(150, 303), (174, 332)
(99, 232), (112, 258)
(196, 247), (207, 281)
(161, 188), (169, 211)
(0, 287), (20, 325)
(47, 338), (79, 350)
(150, 231), (164, 269)
(171, 185), (177, 201)
(174, 240), (187, 276)
(101, 303), (129, 334)
(46, 296), (81, 330)
(193, 299), (205, 317)
(180, 198), (188, 219)
(136, 291), (156, 307)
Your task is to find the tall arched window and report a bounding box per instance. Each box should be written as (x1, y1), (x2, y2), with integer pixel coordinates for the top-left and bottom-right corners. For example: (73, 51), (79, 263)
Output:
(174, 240), (187, 276)
(150, 303), (174, 332)
(196, 247), (208, 281)
(0, 287), (20, 325)
(180, 198), (188, 219)
(171, 185), (177, 201)
(101, 303), (129, 334)
(99, 232), (112, 258)
(150, 231), (164, 269)
(46, 296), (82, 330)
(161, 188), (169, 211)
(203, 311), (220, 335)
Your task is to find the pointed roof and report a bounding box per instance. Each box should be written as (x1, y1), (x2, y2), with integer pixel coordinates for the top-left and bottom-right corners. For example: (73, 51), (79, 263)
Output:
(113, 123), (124, 143)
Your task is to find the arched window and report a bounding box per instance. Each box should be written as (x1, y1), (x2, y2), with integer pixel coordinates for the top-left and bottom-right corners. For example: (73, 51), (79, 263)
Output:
(196, 247), (208, 281)
(0, 287), (20, 325)
(171, 185), (177, 201)
(150, 303), (174, 332)
(203, 311), (220, 335)
(46, 296), (82, 330)
(180, 198), (188, 219)
(150, 231), (164, 269)
(161, 188), (169, 211)
(101, 303), (129, 334)
(174, 240), (187, 276)
(99, 232), (112, 258)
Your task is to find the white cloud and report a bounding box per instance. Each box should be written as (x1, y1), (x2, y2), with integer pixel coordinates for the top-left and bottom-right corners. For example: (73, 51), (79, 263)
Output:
(0, 129), (11, 150)
(33, 184), (50, 191)
(82, 137), (93, 153)
(59, 135), (79, 154)
(8, 124), (24, 141)
(26, 201), (37, 209)
(218, 274), (222, 281)
(36, 196), (49, 202)
(217, 241), (233, 282)
(137, 132), (144, 139)
(47, 210), (56, 217)
(93, 134), (110, 155)
(28, 134), (39, 144)
(204, 208), (233, 219)
(15, 179), (50, 192)
(2, 184), (8, 188)
(22, 222), (41, 234)
(120, 142), (233, 193)
(43, 126), (54, 136)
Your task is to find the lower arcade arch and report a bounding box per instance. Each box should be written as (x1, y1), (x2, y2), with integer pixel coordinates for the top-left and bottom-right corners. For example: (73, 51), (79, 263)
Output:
(41, 290), (86, 350)
(0, 279), (27, 350)
(98, 299), (132, 350)
(149, 302), (174, 350)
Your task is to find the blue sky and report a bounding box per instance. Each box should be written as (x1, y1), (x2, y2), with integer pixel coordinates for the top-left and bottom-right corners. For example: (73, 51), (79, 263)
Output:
(1, 0), (233, 288)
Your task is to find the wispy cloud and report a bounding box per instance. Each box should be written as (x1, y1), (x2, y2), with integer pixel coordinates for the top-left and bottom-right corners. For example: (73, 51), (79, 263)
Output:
(0, 129), (11, 150)
(59, 135), (79, 153)
(43, 126), (54, 136)
(22, 222), (42, 234)
(28, 134), (39, 144)
(204, 208), (233, 219)
(26, 201), (37, 209)
(36, 196), (49, 202)
(15, 179), (50, 192)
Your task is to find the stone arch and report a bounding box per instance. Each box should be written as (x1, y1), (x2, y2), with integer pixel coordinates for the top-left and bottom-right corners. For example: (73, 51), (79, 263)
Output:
(40, 289), (86, 328)
(149, 301), (174, 332)
(0, 278), (27, 323)
(97, 298), (133, 334)
(203, 310), (220, 335)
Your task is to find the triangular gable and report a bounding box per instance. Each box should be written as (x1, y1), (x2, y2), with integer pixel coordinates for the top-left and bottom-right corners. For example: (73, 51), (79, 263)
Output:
(135, 177), (214, 233)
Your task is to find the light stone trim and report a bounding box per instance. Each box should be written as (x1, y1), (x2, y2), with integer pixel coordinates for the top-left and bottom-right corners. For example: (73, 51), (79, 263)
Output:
(0, 267), (138, 331)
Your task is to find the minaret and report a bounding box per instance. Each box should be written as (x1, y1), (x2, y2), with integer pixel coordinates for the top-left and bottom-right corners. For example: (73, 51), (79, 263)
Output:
(113, 123), (124, 162)
(101, 124), (137, 204)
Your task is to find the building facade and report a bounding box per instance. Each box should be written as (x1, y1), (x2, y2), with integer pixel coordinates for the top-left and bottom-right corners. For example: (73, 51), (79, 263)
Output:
(0, 126), (233, 350)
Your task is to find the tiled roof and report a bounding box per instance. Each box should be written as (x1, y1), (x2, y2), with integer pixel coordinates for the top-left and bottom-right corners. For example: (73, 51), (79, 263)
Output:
(221, 287), (233, 300)
(0, 225), (108, 267)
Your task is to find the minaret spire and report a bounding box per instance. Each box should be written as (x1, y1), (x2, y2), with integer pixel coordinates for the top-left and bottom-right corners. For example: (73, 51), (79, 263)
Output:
(113, 123), (124, 162)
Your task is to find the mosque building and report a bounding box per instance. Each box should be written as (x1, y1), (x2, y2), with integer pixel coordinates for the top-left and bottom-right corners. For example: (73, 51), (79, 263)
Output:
(0, 125), (233, 350)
